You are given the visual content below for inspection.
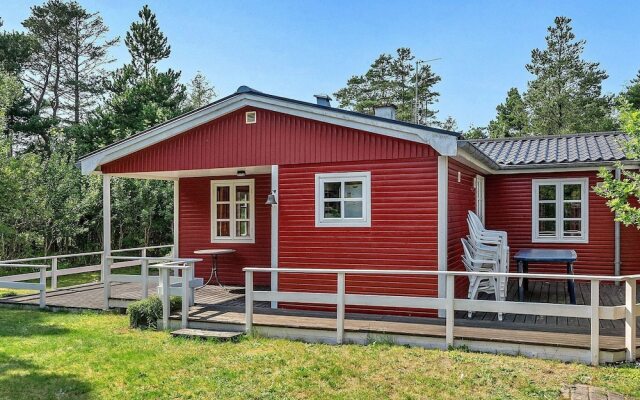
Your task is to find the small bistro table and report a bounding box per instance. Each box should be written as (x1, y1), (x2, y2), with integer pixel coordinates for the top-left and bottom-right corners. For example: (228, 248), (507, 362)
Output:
(194, 249), (236, 288)
(514, 249), (578, 305)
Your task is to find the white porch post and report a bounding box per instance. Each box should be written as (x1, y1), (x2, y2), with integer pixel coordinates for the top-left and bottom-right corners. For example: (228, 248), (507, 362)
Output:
(437, 156), (449, 318)
(173, 179), (179, 258)
(102, 174), (112, 310)
(270, 165), (279, 309)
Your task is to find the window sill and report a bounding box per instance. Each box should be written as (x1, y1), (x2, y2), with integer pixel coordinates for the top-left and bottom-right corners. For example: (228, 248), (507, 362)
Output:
(211, 238), (255, 244)
(532, 237), (588, 244)
(315, 221), (371, 228)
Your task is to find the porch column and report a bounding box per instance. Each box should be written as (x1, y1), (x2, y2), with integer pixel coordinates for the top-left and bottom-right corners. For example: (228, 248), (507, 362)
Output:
(102, 174), (111, 310)
(437, 156), (448, 318)
(270, 165), (279, 309)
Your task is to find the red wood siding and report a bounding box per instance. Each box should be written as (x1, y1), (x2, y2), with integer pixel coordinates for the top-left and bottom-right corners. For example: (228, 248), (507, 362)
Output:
(178, 174), (271, 285)
(621, 223), (640, 275)
(102, 107), (434, 174)
(485, 172), (615, 275)
(277, 158), (439, 317)
(447, 160), (483, 297)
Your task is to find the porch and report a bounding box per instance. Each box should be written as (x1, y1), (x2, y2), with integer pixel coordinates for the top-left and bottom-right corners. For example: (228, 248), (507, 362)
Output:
(1, 278), (638, 365)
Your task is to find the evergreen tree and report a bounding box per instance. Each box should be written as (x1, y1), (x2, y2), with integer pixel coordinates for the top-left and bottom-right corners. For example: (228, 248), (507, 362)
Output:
(185, 71), (215, 110)
(621, 70), (640, 110)
(434, 116), (458, 132)
(125, 5), (170, 78)
(335, 48), (441, 124)
(464, 125), (488, 139)
(488, 88), (529, 137)
(62, 2), (118, 123)
(524, 16), (615, 135)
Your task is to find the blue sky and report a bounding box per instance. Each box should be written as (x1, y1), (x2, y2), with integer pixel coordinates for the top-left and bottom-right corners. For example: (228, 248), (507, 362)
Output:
(3, 0), (640, 130)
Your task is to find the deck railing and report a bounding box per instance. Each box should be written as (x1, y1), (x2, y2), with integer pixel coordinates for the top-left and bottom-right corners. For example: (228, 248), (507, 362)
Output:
(104, 255), (201, 311)
(0, 245), (175, 307)
(243, 267), (639, 366)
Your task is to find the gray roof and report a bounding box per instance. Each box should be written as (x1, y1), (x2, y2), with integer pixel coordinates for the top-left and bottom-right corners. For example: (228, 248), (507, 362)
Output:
(462, 132), (632, 169)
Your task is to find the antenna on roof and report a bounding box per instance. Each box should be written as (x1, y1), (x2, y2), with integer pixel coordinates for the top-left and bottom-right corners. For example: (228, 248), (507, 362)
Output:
(415, 58), (442, 124)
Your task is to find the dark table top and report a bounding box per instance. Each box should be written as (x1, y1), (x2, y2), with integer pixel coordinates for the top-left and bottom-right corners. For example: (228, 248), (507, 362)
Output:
(514, 249), (577, 263)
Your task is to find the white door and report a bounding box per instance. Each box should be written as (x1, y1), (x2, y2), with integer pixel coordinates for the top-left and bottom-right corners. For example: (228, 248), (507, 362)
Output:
(475, 175), (485, 224)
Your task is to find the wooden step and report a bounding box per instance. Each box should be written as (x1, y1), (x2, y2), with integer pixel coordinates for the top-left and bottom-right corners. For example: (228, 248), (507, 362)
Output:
(170, 328), (243, 341)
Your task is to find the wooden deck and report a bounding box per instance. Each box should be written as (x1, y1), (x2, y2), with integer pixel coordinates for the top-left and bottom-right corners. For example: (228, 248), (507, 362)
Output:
(1, 279), (638, 363)
(0, 280), (637, 337)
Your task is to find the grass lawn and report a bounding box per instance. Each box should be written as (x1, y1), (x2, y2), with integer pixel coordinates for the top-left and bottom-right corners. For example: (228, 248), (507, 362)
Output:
(0, 309), (638, 399)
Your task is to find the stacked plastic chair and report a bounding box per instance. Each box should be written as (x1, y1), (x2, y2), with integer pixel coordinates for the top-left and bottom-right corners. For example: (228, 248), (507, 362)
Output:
(461, 211), (510, 321)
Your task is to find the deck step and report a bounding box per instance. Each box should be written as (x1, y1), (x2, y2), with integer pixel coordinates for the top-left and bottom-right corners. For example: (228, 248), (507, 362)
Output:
(170, 328), (243, 341)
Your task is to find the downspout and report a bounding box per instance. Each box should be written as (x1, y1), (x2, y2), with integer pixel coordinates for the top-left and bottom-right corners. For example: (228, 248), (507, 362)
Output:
(614, 168), (621, 280)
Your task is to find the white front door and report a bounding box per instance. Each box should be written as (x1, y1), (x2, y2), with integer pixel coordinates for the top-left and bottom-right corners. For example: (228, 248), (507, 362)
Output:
(475, 175), (485, 224)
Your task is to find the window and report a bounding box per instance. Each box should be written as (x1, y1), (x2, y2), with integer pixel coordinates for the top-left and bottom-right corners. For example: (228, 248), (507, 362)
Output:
(532, 178), (589, 243)
(211, 179), (255, 243)
(315, 172), (371, 227)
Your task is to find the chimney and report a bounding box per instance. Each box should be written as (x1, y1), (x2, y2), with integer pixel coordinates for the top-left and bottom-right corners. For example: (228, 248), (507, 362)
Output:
(314, 94), (332, 107)
(374, 104), (397, 120)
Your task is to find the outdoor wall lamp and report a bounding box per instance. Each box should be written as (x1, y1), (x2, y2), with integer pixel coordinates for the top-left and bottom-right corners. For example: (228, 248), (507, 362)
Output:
(266, 190), (278, 205)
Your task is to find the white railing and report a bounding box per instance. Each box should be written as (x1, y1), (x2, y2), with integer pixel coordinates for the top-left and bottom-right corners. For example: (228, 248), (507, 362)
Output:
(0, 263), (49, 308)
(104, 255), (201, 311)
(243, 267), (639, 366)
(0, 245), (174, 290)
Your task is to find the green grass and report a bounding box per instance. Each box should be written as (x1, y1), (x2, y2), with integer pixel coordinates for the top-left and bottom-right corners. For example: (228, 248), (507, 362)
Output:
(0, 309), (638, 399)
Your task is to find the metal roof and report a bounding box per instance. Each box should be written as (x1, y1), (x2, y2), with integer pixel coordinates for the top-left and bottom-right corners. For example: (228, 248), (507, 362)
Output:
(462, 132), (632, 169)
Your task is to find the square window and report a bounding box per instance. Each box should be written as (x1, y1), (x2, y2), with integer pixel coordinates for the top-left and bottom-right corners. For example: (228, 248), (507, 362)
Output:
(316, 172), (371, 227)
(533, 179), (588, 243)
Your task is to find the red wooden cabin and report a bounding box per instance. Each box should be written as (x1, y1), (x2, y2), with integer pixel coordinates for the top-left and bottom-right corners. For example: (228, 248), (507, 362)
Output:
(79, 86), (640, 316)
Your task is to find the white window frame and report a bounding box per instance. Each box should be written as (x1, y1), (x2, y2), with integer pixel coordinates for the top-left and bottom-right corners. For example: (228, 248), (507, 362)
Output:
(315, 171), (371, 228)
(211, 179), (255, 243)
(531, 178), (589, 244)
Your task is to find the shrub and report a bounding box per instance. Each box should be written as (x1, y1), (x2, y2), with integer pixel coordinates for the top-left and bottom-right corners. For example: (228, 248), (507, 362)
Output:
(127, 295), (182, 329)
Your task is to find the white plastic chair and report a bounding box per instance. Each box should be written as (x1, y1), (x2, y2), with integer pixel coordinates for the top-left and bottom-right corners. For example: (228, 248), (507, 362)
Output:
(461, 238), (503, 321)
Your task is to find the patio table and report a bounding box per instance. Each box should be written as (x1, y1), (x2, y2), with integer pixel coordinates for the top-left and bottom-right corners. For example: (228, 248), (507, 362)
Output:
(514, 249), (577, 305)
(194, 249), (236, 288)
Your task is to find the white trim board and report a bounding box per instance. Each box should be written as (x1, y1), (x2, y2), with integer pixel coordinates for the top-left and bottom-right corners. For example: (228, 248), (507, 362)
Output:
(79, 93), (458, 175)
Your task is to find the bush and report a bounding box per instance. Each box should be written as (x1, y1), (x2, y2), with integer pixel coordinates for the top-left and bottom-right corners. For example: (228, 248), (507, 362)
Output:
(127, 295), (182, 329)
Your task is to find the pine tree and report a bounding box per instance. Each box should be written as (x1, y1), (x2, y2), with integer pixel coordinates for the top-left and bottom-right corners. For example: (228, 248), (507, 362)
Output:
(334, 48), (441, 124)
(185, 71), (215, 110)
(464, 126), (488, 139)
(488, 88), (529, 137)
(125, 5), (170, 78)
(621, 70), (640, 110)
(62, 2), (118, 123)
(524, 16), (615, 135)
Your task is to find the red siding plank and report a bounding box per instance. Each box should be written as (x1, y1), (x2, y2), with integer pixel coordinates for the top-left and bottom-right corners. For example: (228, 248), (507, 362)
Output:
(102, 107), (436, 174)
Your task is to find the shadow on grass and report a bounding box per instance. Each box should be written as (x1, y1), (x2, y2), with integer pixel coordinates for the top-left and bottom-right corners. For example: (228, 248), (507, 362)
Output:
(0, 352), (91, 399)
(0, 309), (70, 338)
